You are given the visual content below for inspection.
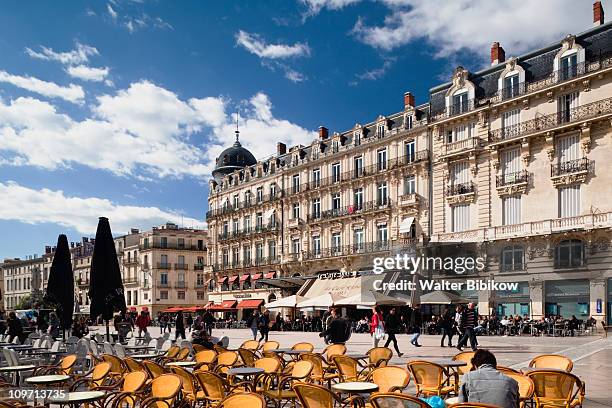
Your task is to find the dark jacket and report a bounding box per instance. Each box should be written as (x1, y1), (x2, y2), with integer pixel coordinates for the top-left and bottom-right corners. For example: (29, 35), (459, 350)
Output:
(319, 317), (351, 344)
(384, 313), (401, 335)
(7, 316), (23, 341)
(440, 310), (454, 330)
(258, 314), (270, 333)
(459, 365), (519, 408)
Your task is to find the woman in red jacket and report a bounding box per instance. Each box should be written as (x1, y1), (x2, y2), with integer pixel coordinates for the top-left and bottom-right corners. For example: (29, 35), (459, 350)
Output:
(370, 306), (385, 347)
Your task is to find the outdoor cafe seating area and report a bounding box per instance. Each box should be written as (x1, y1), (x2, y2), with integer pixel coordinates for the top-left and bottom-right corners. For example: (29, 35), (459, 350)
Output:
(0, 330), (587, 408)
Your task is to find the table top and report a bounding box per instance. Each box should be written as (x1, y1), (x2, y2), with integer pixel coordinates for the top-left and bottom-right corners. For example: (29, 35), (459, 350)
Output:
(226, 367), (265, 376)
(125, 345), (155, 350)
(48, 391), (105, 403)
(166, 361), (197, 367)
(6, 345), (33, 349)
(26, 374), (71, 384)
(414, 359), (467, 367)
(131, 353), (162, 359)
(332, 382), (379, 393)
(0, 365), (36, 372)
(446, 397), (459, 404)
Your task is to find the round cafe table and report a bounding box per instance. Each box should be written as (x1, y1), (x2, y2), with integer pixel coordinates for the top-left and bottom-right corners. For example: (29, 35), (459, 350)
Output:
(131, 353), (163, 360)
(0, 364), (36, 385)
(47, 390), (105, 408)
(332, 382), (379, 407)
(226, 367), (265, 391)
(26, 374), (71, 404)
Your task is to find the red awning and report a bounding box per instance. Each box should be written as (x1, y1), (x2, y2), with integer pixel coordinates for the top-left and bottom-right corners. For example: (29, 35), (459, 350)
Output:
(239, 274), (250, 282)
(217, 276), (228, 284)
(203, 301), (214, 309)
(129, 307), (137, 312)
(163, 306), (183, 313)
(204, 279), (213, 286)
(264, 272), (276, 279)
(183, 306), (201, 312)
(141, 306), (149, 312)
(227, 275), (239, 283)
(208, 300), (237, 312)
(236, 299), (264, 309)
(251, 273), (262, 280)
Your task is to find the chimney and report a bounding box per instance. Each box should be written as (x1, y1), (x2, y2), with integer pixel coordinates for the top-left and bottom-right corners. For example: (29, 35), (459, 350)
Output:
(491, 42), (505, 66)
(318, 126), (329, 140)
(594, 1), (605, 26)
(404, 92), (415, 109)
(277, 142), (287, 155)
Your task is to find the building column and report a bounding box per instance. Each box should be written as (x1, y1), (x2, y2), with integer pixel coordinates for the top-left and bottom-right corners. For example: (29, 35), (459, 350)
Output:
(529, 279), (544, 320)
(590, 278), (607, 323)
(477, 289), (491, 316)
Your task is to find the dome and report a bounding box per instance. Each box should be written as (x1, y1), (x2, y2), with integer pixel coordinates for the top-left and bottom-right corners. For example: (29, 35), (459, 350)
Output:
(212, 137), (257, 180)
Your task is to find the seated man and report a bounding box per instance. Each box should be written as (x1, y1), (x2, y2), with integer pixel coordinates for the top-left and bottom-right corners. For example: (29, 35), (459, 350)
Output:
(459, 349), (519, 408)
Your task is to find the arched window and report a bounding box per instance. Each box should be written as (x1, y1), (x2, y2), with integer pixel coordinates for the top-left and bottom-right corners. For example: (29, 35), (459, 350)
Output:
(501, 245), (524, 271)
(554, 239), (584, 268)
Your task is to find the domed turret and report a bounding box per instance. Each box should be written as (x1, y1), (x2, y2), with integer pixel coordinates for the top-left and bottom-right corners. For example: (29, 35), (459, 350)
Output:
(212, 129), (257, 181)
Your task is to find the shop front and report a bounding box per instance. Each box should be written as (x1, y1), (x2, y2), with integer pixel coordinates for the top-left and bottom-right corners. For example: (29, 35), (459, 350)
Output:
(545, 279), (590, 318)
(494, 281), (530, 317)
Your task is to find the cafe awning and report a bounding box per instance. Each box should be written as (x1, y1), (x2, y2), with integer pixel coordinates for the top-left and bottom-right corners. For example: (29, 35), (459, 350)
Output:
(217, 276), (228, 284)
(265, 295), (304, 309)
(264, 272), (276, 279)
(162, 306), (183, 313)
(239, 274), (250, 282)
(237, 299), (264, 309)
(252, 273), (262, 281)
(257, 275), (309, 289)
(419, 291), (469, 305)
(208, 300), (237, 311)
(399, 217), (415, 233)
(336, 290), (407, 307)
(297, 293), (344, 308)
(227, 275), (239, 283)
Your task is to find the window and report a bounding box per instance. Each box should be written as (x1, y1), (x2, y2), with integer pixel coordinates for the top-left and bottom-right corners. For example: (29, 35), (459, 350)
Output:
(447, 122), (476, 143)
(404, 175), (416, 195)
(196, 273), (204, 286)
(270, 184), (277, 198)
(312, 198), (321, 219)
(452, 204), (470, 232)
(332, 140), (340, 152)
(451, 161), (470, 186)
(244, 191), (252, 206)
(331, 193), (341, 211)
(232, 219), (239, 233)
(177, 291), (185, 300)
(255, 243), (263, 262)
(354, 229), (364, 250)
(292, 239), (301, 254)
(232, 248), (239, 266)
(405, 140), (416, 162)
(160, 291), (168, 300)
(560, 53), (578, 81)
(222, 249), (229, 268)
(354, 131), (361, 146)
(177, 255), (185, 267)
(292, 203), (300, 219)
(451, 91), (469, 114)
(501, 147), (521, 184)
(502, 109), (520, 137)
(256, 212), (263, 230)
(558, 92), (579, 123)
(331, 163), (341, 183)
(160, 272), (168, 285)
(127, 291), (132, 305)
(354, 156), (364, 178)
(353, 188), (364, 209)
(559, 185), (580, 218)
(268, 241), (276, 259)
(405, 115), (413, 130)
(377, 182), (388, 205)
(332, 233), (341, 254)
(243, 246), (251, 264)
(502, 196), (521, 225)
(197, 292), (205, 300)
(377, 148), (387, 171)
(312, 236), (321, 255)
(312, 168), (321, 188)
(554, 239), (584, 268)
(160, 254), (168, 268)
(292, 174), (300, 193)
(503, 73), (520, 99)
(160, 237), (167, 248)
(222, 222), (229, 236)
(233, 194), (239, 209)
(256, 187), (263, 203)
(243, 216), (251, 232)
(377, 224), (388, 243)
(377, 122), (385, 136)
(557, 134), (580, 163)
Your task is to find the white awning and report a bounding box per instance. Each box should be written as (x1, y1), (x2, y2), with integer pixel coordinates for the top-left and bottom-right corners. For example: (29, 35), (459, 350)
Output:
(264, 208), (276, 220)
(265, 295), (304, 309)
(297, 293), (344, 308)
(399, 217), (415, 233)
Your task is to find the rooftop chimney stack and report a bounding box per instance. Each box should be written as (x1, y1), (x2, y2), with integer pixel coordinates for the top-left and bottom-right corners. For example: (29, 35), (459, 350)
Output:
(594, 1), (605, 26)
(404, 92), (415, 109)
(491, 42), (506, 66)
(277, 142), (287, 155)
(319, 126), (329, 140)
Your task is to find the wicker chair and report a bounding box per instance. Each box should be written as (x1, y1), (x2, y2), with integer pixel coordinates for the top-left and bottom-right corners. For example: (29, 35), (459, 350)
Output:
(99, 370), (148, 408)
(294, 382), (365, 408)
(501, 371), (534, 408)
(370, 392), (430, 408)
(219, 392), (266, 408)
(291, 342), (314, 352)
(263, 360), (313, 408)
(215, 351), (239, 375)
(171, 366), (207, 407)
(452, 351), (476, 375)
(528, 355), (573, 372)
(240, 340), (261, 351)
(448, 403), (502, 408)
(333, 355), (368, 382)
(70, 361), (112, 391)
(143, 360), (167, 379)
(195, 349), (218, 371)
(238, 348), (257, 367)
(195, 371), (244, 408)
(261, 341), (280, 353)
(527, 369), (584, 408)
(363, 348), (393, 372)
(368, 366), (410, 393)
(299, 353), (338, 386)
(32, 354), (78, 376)
(139, 374), (183, 408)
(407, 360), (457, 397)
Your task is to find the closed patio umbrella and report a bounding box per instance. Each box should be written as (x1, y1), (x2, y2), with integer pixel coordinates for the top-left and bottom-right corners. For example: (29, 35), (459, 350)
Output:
(45, 234), (74, 339)
(89, 217), (127, 341)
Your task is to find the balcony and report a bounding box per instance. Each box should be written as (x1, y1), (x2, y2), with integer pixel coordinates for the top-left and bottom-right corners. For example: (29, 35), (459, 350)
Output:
(139, 242), (206, 251)
(206, 193), (281, 219)
(306, 200), (391, 223)
(496, 170), (529, 196)
(211, 256), (280, 272)
(217, 223), (280, 241)
(174, 263), (188, 270)
(76, 279), (89, 287)
(433, 99), (477, 120)
(301, 241), (396, 261)
(445, 182), (476, 205)
(398, 193), (419, 207)
(123, 277), (139, 285)
(441, 137), (481, 157)
(194, 264), (205, 270)
(550, 158), (592, 187)
(288, 218), (302, 228)
(156, 263), (171, 270)
(174, 282), (187, 289)
(158, 281), (170, 288)
(490, 96), (612, 143)
(123, 259), (139, 266)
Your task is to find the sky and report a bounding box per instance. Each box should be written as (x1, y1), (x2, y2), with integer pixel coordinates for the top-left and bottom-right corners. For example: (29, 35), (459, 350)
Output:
(0, 0), (607, 259)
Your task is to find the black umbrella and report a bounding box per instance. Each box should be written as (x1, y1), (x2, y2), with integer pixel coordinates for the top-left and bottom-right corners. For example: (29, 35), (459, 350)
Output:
(45, 234), (74, 338)
(89, 217), (126, 341)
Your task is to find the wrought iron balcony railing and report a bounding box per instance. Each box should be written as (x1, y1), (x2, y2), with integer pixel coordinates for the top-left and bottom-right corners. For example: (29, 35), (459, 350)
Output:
(212, 256), (280, 272)
(496, 170), (529, 187)
(174, 263), (188, 270)
(156, 263), (171, 269)
(306, 199), (391, 222)
(206, 193), (281, 219)
(139, 242), (206, 251)
(551, 158), (591, 177)
(217, 223), (280, 241)
(446, 182), (475, 196)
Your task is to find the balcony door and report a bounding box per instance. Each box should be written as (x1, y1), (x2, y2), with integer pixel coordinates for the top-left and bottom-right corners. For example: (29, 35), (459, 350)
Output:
(501, 147), (521, 184)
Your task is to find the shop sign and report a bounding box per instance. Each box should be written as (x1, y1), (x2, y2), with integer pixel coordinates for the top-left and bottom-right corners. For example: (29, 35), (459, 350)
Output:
(234, 293), (253, 298)
(318, 271), (358, 280)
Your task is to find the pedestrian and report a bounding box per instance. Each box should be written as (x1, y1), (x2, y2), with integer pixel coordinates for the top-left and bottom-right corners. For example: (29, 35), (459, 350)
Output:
(370, 306), (385, 347)
(384, 307), (403, 356)
(319, 310), (351, 344)
(258, 310), (270, 342)
(440, 307), (455, 347)
(409, 306), (422, 347)
(323, 309), (337, 344)
(7, 312), (24, 344)
(457, 302), (478, 351)
(203, 310), (214, 336)
(175, 311), (186, 340)
(48, 311), (60, 339)
(135, 311), (151, 337)
(247, 310), (260, 341)
(322, 306), (332, 331)
(186, 313), (194, 332)
(158, 312), (166, 333)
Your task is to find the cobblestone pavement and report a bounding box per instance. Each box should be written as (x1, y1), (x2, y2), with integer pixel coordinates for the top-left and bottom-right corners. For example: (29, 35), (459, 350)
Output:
(93, 326), (612, 406)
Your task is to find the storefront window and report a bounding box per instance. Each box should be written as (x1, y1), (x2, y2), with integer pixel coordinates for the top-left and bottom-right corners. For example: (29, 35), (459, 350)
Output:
(545, 279), (589, 318)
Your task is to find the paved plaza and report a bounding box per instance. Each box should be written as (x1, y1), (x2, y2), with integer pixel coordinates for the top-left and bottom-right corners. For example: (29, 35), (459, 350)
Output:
(163, 327), (611, 407)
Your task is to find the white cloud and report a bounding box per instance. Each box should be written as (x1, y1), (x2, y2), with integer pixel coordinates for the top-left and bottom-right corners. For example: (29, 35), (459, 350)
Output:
(353, 0), (600, 58)
(107, 3), (118, 20)
(301, 0), (360, 15)
(25, 43), (99, 65)
(284, 68), (307, 82)
(235, 30), (311, 59)
(66, 65), (110, 82)
(354, 57), (395, 83)
(0, 181), (205, 235)
(0, 82), (315, 179)
(0, 71), (85, 103)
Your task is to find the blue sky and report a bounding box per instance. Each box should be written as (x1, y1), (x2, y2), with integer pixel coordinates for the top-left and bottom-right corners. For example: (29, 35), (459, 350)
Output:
(0, 0), (604, 259)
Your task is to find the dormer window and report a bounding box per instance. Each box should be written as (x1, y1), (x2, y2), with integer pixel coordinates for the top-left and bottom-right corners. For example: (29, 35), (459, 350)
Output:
(405, 114), (413, 130)
(354, 130), (361, 146)
(503, 73), (520, 99)
(292, 154), (298, 165)
(553, 35), (585, 83)
(332, 140), (339, 153)
(560, 53), (578, 81)
(451, 91), (469, 115)
(376, 122), (386, 137)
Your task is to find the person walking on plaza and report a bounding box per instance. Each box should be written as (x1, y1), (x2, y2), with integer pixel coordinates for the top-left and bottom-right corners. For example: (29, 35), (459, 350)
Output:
(370, 306), (385, 347)
(408, 306), (422, 347)
(457, 302), (478, 351)
(383, 307), (403, 356)
(247, 310), (260, 341)
(175, 311), (186, 340)
(7, 312), (23, 344)
(203, 310), (215, 336)
(186, 313), (194, 332)
(136, 311), (151, 337)
(319, 310), (351, 344)
(440, 307), (455, 347)
(258, 310), (270, 342)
